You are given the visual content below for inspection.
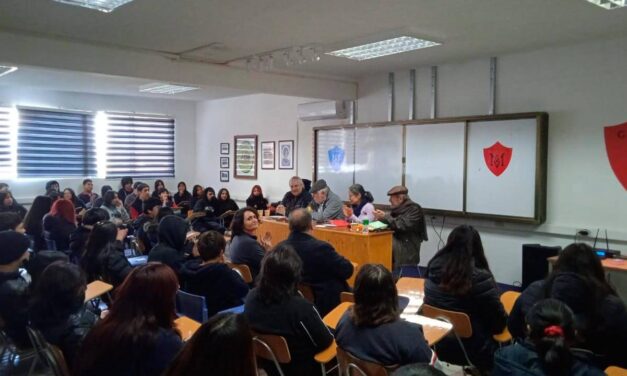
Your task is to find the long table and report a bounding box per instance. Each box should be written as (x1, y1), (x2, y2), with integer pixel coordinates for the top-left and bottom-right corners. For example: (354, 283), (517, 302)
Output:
(258, 218), (393, 270)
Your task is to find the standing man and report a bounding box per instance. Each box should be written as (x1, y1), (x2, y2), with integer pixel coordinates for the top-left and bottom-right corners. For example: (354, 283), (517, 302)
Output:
(275, 176), (312, 216)
(310, 179), (344, 221)
(280, 208), (353, 315)
(374, 186), (428, 272)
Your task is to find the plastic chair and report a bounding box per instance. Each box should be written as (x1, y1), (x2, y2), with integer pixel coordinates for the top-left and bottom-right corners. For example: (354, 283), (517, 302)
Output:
(336, 346), (398, 376)
(421, 304), (476, 371)
(606, 366), (627, 376)
(175, 290), (209, 323)
(26, 326), (70, 376)
(227, 262), (253, 284)
(493, 291), (521, 344)
(252, 332), (291, 376)
(298, 283), (315, 303)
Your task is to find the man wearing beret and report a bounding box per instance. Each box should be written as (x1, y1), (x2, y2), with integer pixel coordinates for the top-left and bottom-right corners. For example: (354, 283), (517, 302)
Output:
(309, 179), (344, 222)
(0, 230), (32, 347)
(374, 186), (428, 271)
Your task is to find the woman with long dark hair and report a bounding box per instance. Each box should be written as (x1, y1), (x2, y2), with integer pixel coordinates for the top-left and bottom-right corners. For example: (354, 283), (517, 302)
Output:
(343, 183), (375, 222)
(42, 199), (77, 251)
(229, 208), (271, 279)
(164, 313), (256, 376)
(101, 190), (130, 224)
(74, 263), (183, 376)
(151, 179), (166, 198)
(0, 191), (27, 219)
(246, 185), (269, 211)
(495, 299), (604, 376)
(424, 225), (506, 370)
(336, 264), (431, 366)
(216, 188), (239, 227)
(508, 243), (627, 368)
(23, 195), (53, 252)
(29, 261), (98, 366)
(190, 184), (204, 209)
(244, 244), (333, 376)
(63, 188), (87, 211)
(173, 181), (191, 206)
(80, 221), (131, 286)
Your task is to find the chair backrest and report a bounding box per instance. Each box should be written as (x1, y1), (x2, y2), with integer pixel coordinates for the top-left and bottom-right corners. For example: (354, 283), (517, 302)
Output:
(605, 366), (627, 376)
(340, 291), (355, 303)
(176, 290), (209, 323)
(298, 283), (315, 303)
(500, 291), (521, 314)
(227, 263), (253, 284)
(336, 347), (396, 376)
(252, 331), (291, 376)
(421, 304), (473, 338)
(43, 345), (71, 376)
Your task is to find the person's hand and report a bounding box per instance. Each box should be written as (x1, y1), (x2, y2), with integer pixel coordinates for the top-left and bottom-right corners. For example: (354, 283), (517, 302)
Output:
(261, 231), (272, 250)
(100, 309), (110, 319)
(276, 205), (286, 215)
(342, 205), (353, 218)
(186, 231), (200, 241)
(116, 227), (128, 241)
(373, 209), (386, 221)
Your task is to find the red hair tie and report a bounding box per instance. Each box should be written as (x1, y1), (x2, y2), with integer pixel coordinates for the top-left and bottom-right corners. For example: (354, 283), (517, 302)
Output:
(544, 325), (564, 337)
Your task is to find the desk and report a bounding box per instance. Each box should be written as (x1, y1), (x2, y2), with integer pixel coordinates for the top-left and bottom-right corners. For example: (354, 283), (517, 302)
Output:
(322, 302), (451, 346)
(548, 256), (627, 301)
(258, 218), (393, 270)
(84, 280), (113, 302)
(175, 316), (202, 341)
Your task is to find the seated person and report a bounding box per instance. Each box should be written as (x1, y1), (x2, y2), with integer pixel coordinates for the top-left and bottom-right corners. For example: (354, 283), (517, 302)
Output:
(244, 245), (333, 376)
(131, 197), (161, 252)
(29, 261), (98, 366)
(81, 221), (131, 286)
(158, 188), (177, 208)
(0, 231), (32, 348)
(0, 212), (25, 233)
(228, 208), (271, 280)
(129, 183), (151, 219)
(246, 185), (269, 211)
(336, 264), (432, 367)
(43, 198), (77, 251)
(192, 187), (224, 233)
(69, 208), (110, 264)
(63, 188), (87, 212)
(0, 191), (27, 220)
(494, 299), (604, 376)
(164, 313), (256, 376)
(424, 225), (506, 370)
(75, 263), (183, 376)
(78, 179), (99, 208)
(45, 180), (60, 195)
(23, 195), (53, 252)
(180, 231), (249, 317)
(216, 188), (239, 228)
(92, 185), (113, 209)
(275, 176), (312, 216)
(101, 190), (131, 225)
(279, 208), (353, 315)
(117, 176), (134, 204)
(147, 215), (189, 275)
(342, 184), (376, 223)
(508, 243), (627, 368)
(151, 179), (166, 198)
(309, 179), (344, 221)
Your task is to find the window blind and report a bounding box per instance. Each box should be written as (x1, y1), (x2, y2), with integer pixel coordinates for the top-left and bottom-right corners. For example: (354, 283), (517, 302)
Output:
(17, 108), (96, 177)
(105, 113), (175, 178)
(0, 108), (14, 178)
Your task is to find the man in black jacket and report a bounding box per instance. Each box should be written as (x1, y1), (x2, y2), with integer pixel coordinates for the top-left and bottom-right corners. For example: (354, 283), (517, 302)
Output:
(278, 208), (353, 316)
(0, 231), (32, 347)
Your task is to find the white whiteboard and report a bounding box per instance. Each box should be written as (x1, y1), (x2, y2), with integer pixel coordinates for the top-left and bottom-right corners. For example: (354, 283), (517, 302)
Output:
(405, 123), (465, 211)
(354, 125), (403, 204)
(316, 128), (355, 200)
(466, 119), (537, 217)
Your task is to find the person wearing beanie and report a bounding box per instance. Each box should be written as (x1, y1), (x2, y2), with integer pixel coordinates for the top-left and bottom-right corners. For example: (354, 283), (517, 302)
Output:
(0, 231), (32, 347)
(309, 179), (344, 222)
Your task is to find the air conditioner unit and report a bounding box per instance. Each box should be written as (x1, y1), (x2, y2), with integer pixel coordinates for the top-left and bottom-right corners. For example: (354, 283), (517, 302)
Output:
(297, 101), (347, 121)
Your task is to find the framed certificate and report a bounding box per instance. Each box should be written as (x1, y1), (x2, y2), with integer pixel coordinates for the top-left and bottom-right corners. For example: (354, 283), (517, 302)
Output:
(234, 135), (258, 179)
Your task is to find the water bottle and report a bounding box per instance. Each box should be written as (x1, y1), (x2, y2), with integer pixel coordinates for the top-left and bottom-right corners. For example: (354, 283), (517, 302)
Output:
(362, 219), (369, 234)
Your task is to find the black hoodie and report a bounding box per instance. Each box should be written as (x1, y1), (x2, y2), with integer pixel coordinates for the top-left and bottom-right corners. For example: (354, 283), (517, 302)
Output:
(147, 216), (188, 275)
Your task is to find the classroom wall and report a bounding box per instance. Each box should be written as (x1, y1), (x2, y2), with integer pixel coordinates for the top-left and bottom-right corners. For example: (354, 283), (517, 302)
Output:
(356, 35), (627, 284)
(0, 86), (197, 203)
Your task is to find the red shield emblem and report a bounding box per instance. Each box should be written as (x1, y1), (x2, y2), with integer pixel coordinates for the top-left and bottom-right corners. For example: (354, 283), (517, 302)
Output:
(605, 122), (627, 190)
(483, 141), (513, 177)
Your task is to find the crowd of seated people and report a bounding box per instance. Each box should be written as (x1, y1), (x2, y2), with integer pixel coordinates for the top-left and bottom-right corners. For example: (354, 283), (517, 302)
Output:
(0, 175), (624, 376)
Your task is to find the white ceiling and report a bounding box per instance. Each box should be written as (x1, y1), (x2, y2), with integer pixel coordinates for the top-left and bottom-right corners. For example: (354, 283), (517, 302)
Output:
(1, 0), (627, 99)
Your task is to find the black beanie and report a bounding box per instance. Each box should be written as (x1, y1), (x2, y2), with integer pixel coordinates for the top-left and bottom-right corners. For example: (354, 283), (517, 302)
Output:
(0, 230), (30, 264)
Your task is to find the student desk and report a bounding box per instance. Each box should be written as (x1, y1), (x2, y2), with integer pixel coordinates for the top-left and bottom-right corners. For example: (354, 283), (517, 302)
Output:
(84, 280), (113, 302)
(548, 256), (627, 301)
(258, 218), (393, 270)
(175, 316), (202, 341)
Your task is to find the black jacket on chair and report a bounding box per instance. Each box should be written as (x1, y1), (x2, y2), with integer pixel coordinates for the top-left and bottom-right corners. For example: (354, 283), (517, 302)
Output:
(508, 272), (627, 368)
(424, 253), (507, 370)
(278, 232), (353, 316)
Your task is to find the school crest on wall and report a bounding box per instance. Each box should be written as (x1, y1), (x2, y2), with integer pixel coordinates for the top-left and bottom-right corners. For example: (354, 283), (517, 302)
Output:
(483, 141), (513, 177)
(328, 146), (345, 172)
(604, 122), (627, 190)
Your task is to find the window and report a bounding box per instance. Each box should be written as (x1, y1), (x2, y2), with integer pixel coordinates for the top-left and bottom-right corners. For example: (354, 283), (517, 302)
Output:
(105, 113), (175, 178)
(0, 107), (16, 178)
(17, 108), (96, 177)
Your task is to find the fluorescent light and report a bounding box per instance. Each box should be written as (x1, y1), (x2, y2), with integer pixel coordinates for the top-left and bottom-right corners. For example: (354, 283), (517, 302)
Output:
(52, 0), (134, 13)
(0, 66), (18, 78)
(327, 36), (440, 61)
(139, 83), (199, 95)
(585, 0), (627, 9)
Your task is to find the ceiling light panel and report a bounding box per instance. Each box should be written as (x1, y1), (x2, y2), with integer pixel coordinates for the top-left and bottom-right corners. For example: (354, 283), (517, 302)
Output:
(0, 66), (18, 78)
(585, 0), (627, 9)
(52, 0), (134, 13)
(139, 83), (199, 95)
(327, 36), (440, 61)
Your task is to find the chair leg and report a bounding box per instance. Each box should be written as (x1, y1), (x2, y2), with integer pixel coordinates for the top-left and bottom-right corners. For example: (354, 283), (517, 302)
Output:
(26, 357), (38, 376)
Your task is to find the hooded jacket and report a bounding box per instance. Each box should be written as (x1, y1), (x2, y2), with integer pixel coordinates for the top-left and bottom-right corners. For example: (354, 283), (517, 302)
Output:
(147, 216), (188, 274)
